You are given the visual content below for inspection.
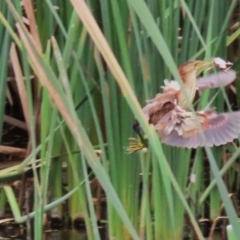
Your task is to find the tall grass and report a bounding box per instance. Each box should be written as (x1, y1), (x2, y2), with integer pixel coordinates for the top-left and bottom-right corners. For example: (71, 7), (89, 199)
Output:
(0, 0), (240, 239)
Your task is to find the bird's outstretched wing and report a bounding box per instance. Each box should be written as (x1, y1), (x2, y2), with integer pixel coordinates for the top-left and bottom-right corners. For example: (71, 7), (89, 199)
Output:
(160, 110), (240, 148)
(197, 70), (236, 91)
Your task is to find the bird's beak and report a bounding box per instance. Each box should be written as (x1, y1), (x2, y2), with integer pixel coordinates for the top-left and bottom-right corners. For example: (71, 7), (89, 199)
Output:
(196, 60), (214, 74)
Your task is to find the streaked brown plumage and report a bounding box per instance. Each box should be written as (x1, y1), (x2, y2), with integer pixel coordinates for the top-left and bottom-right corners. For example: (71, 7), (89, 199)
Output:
(177, 60), (213, 109)
(136, 58), (239, 149)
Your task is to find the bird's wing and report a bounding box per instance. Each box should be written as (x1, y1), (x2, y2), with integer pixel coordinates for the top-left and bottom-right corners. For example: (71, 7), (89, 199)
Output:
(197, 70), (236, 91)
(142, 91), (178, 122)
(160, 110), (240, 148)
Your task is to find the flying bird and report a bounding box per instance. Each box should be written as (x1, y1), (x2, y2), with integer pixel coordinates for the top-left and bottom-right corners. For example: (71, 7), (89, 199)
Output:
(128, 58), (238, 152)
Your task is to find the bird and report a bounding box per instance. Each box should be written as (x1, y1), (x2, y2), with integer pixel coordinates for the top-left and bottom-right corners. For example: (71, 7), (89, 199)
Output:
(128, 58), (238, 152)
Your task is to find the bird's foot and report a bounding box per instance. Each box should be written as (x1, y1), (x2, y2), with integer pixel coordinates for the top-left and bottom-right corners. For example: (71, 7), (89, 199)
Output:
(125, 137), (148, 154)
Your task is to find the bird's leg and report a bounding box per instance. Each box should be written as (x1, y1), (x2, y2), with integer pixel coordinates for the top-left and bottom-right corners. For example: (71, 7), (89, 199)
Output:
(136, 129), (148, 147)
(125, 120), (149, 154)
(133, 119), (141, 134)
(133, 120), (149, 145)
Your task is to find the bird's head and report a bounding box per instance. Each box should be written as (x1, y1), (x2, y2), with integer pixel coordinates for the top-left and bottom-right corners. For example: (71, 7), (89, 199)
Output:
(179, 60), (213, 75)
(178, 60), (213, 84)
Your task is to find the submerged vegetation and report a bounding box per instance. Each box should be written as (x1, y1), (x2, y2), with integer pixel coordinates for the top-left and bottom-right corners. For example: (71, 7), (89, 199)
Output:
(0, 0), (240, 239)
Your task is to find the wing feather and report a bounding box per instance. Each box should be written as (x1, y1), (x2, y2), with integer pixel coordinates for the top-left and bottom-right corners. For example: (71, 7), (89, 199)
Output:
(142, 91), (177, 124)
(161, 111), (240, 148)
(197, 70), (236, 91)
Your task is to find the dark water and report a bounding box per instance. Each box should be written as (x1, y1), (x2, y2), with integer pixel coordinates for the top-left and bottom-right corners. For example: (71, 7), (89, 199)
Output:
(0, 226), (88, 240)
(44, 230), (88, 240)
(0, 227), (227, 240)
